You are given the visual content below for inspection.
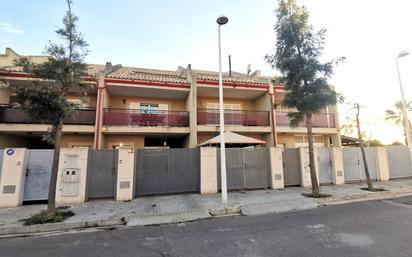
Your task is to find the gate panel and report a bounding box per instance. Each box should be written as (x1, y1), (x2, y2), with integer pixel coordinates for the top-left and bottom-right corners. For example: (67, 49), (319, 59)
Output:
(87, 150), (117, 199)
(23, 150), (54, 201)
(135, 149), (199, 196)
(387, 146), (412, 179)
(244, 148), (269, 189)
(343, 147), (378, 182)
(169, 149), (199, 193)
(135, 149), (169, 196)
(317, 148), (333, 185)
(220, 149), (245, 189)
(360, 148), (378, 180)
(217, 148), (270, 190)
(282, 149), (300, 186)
(343, 147), (361, 182)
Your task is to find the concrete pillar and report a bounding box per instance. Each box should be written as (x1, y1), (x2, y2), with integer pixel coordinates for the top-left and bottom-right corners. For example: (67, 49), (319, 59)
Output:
(116, 149), (135, 201)
(254, 92), (275, 147)
(328, 102), (342, 147)
(55, 148), (88, 205)
(299, 147), (319, 188)
(93, 78), (105, 149)
(186, 71), (198, 148)
(331, 147), (345, 185)
(376, 147), (390, 181)
(200, 147), (218, 194)
(269, 147), (284, 190)
(0, 148), (26, 208)
(0, 87), (11, 104)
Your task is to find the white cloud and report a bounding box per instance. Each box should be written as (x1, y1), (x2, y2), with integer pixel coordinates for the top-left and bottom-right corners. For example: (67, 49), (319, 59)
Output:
(0, 22), (23, 34)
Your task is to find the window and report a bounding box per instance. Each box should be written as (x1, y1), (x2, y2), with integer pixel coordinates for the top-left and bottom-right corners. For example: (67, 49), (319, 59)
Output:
(140, 103), (159, 113)
(206, 102), (241, 110)
(112, 143), (134, 149)
(68, 99), (87, 108)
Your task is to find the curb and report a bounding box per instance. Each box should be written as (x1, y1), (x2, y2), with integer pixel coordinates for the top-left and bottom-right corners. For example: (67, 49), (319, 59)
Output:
(2, 190), (412, 238)
(126, 210), (211, 227)
(209, 205), (241, 216)
(318, 191), (412, 206)
(0, 218), (124, 237)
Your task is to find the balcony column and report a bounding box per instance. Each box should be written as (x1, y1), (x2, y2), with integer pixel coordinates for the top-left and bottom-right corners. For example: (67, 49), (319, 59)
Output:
(93, 78), (105, 149)
(269, 85), (278, 146)
(328, 104), (341, 147)
(0, 85), (11, 104)
(254, 89), (275, 147)
(185, 71), (198, 148)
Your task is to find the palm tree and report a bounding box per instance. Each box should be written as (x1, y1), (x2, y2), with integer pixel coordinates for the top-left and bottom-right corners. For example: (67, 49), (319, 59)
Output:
(385, 101), (412, 144)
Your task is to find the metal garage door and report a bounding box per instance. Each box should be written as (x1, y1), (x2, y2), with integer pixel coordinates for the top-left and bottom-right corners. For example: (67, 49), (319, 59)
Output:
(23, 150), (54, 201)
(343, 147), (378, 183)
(317, 148), (333, 185)
(217, 148), (270, 190)
(87, 150), (118, 199)
(282, 148), (301, 186)
(386, 146), (412, 179)
(135, 148), (199, 196)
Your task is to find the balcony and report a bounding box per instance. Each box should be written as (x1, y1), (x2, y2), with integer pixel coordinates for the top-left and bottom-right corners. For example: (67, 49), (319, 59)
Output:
(197, 108), (270, 126)
(103, 108), (189, 127)
(275, 111), (335, 128)
(0, 105), (96, 125)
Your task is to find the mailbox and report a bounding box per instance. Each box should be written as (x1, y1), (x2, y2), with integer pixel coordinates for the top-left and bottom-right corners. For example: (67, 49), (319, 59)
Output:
(61, 155), (80, 197)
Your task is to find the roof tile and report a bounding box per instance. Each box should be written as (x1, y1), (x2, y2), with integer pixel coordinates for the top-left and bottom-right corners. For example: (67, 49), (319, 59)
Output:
(106, 67), (189, 84)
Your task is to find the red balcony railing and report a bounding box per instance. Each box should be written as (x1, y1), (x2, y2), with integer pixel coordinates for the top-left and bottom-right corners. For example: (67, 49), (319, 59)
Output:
(103, 108), (189, 127)
(0, 104), (96, 125)
(197, 108), (270, 126)
(275, 111), (335, 128)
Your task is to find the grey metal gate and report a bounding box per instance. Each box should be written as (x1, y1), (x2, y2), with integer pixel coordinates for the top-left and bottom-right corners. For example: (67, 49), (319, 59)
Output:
(282, 149), (300, 186)
(343, 147), (378, 183)
(135, 148), (199, 196)
(217, 148), (270, 190)
(386, 146), (412, 179)
(23, 150), (54, 201)
(317, 148), (333, 185)
(87, 150), (118, 199)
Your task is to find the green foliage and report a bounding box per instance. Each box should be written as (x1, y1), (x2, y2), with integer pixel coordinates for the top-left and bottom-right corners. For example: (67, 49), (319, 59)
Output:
(391, 141), (404, 146)
(22, 210), (74, 225)
(366, 139), (383, 147)
(385, 100), (412, 126)
(266, 0), (344, 125)
(13, 0), (89, 144)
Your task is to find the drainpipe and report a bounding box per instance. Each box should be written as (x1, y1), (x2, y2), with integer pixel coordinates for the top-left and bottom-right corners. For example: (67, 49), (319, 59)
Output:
(268, 85), (278, 147)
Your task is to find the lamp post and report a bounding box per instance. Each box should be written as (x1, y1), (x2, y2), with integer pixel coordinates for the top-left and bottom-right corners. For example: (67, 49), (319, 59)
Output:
(396, 50), (412, 160)
(217, 15), (228, 203)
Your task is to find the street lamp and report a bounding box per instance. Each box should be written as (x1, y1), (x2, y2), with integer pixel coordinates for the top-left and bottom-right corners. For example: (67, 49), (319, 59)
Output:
(396, 50), (412, 160)
(217, 15), (228, 203)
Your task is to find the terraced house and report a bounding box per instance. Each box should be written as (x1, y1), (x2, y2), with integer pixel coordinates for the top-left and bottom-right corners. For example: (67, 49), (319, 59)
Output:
(0, 48), (341, 149)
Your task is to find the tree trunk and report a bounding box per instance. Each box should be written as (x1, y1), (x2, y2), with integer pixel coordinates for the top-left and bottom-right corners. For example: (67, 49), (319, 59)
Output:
(47, 118), (64, 217)
(356, 104), (373, 190)
(305, 113), (320, 197)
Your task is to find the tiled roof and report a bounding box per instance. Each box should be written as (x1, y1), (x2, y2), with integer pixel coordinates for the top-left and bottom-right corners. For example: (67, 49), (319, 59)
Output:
(1, 64), (106, 77)
(87, 64), (106, 77)
(193, 69), (269, 85)
(1, 63), (271, 85)
(2, 66), (24, 72)
(106, 67), (189, 84)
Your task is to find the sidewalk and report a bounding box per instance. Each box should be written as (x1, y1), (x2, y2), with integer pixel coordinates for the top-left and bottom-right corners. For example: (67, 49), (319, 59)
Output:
(1, 179), (412, 237)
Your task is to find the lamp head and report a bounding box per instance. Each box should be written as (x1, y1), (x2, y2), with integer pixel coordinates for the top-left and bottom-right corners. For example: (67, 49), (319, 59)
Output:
(398, 50), (410, 58)
(217, 15), (229, 25)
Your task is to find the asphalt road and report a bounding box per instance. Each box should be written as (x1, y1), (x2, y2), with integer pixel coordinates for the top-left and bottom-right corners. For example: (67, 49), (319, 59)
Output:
(1, 198), (412, 257)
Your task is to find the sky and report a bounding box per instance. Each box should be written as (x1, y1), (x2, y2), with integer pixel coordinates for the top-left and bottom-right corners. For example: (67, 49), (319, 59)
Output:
(1, 0), (412, 144)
